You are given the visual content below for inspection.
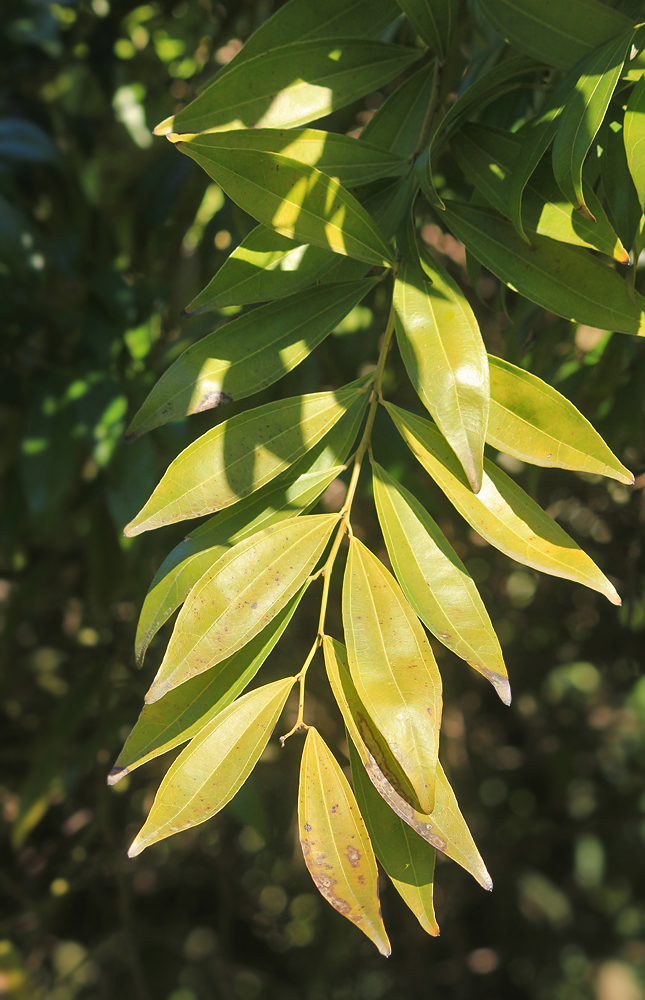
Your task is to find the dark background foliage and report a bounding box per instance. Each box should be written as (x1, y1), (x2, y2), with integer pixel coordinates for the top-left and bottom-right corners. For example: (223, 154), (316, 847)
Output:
(2, 0), (645, 997)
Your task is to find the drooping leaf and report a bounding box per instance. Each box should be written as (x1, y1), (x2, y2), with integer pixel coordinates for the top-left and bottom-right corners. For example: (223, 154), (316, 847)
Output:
(127, 279), (377, 438)
(128, 677), (295, 857)
(442, 201), (645, 335)
(393, 0), (456, 57)
(110, 587), (306, 784)
(323, 637), (491, 889)
(452, 122), (629, 261)
(478, 0), (632, 70)
(145, 514), (339, 704)
(552, 28), (634, 214)
(625, 72), (645, 208)
(342, 536), (442, 815)
(386, 403), (621, 604)
(487, 355), (634, 483)
(178, 139), (394, 267)
(395, 218), (489, 491)
(298, 726), (390, 956)
(361, 61), (437, 158)
(602, 117), (644, 252)
(371, 462), (510, 703)
(348, 737), (439, 937)
(157, 39), (420, 136)
(124, 377), (370, 537)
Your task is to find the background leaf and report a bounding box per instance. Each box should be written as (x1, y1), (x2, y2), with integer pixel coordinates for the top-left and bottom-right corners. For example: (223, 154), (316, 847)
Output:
(361, 61), (437, 157)
(393, 0), (456, 58)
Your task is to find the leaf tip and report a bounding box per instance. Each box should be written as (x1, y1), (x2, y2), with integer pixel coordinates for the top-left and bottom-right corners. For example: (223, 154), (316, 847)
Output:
(153, 115), (174, 136)
(107, 766), (128, 786)
(127, 837), (145, 859)
(180, 307), (192, 319)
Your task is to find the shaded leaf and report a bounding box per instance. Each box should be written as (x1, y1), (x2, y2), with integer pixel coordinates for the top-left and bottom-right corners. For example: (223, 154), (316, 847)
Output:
(603, 116), (644, 252)
(625, 72), (645, 208)
(342, 536), (442, 815)
(361, 61), (437, 158)
(488, 355), (634, 483)
(298, 726), (390, 956)
(127, 278), (377, 438)
(128, 677), (295, 857)
(146, 514), (340, 703)
(124, 377), (370, 537)
(394, 0), (456, 57)
(110, 588), (306, 784)
(371, 461), (509, 702)
(348, 736), (438, 936)
(386, 402), (621, 604)
(443, 201), (645, 335)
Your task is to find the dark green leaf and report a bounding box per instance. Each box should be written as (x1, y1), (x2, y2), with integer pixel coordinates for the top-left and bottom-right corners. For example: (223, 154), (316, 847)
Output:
(393, 0), (457, 57)
(361, 61), (437, 158)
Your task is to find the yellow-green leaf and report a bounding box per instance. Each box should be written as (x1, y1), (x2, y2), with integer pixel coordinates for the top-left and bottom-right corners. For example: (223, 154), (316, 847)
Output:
(128, 677), (295, 857)
(124, 377), (370, 537)
(371, 461), (509, 703)
(625, 72), (645, 209)
(342, 536), (442, 815)
(110, 587), (306, 784)
(348, 736), (438, 937)
(323, 636), (491, 890)
(146, 514), (339, 704)
(298, 726), (390, 956)
(488, 355), (634, 484)
(386, 403), (621, 605)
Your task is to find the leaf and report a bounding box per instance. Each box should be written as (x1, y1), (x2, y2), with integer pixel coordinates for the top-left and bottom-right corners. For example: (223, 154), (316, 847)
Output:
(478, 0), (632, 70)
(348, 737), (439, 937)
(298, 726), (390, 956)
(625, 72), (645, 208)
(124, 377), (370, 537)
(452, 122), (629, 261)
(342, 536), (443, 815)
(110, 587), (306, 784)
(127, 278), (377, 438)
(395, 219), (489, 491)
(361, 61), (437, 158)
(603, 117), (644, 252)
(146, 514), (340, 703)
(487, 355), (634, 483)
(552, 29), (634, 214)
(393, 0), (457, 57)
(157, 39), (420, 137)
(442, 201), (645, 335)
(386, 402), (621, 604)
(128, 677), (295, 857)
(323, 637), (492, 890)
(179, 139), (394, 267)
(371, 461), (509, 703)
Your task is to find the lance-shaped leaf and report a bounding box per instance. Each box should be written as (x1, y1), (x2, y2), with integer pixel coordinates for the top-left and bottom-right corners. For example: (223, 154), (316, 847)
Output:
(393, 0), (456, 58)
(443, 202), (645, 336)
(477, 0), (631, 70)
(371, 462), (509, 703)
(487, 355), (634, 484)
(127, 279), (377, 438)
(601, 118), (643, 253)
(348, 737), (438, 937)
(323, 636), (491, 890)
(158, 39), (420, 137)
(146, 514), (339, 704)
(361, 61), (437, 158)
(625, 73), (645, 209)
(128, 677), (295, 857)
(395, 222), (489, 492)
(110, 587), (306, 784)
(298, 726), (390, 956)
(124, 377), (370, 537)
(552, 29), (634, 215)
(342, 536), (443, 815)
(179, 140), (394, 268)
(386, 402), (621, 604)
(452, 123), (628, 261)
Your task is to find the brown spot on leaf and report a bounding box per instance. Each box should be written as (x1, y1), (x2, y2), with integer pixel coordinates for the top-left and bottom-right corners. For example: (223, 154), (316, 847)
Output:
(347, 845), (360, 867)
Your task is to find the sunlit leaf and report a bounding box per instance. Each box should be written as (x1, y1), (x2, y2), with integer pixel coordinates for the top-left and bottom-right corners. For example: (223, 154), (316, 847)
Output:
(145, 514), (339, 703)
(361, 61), (437, 158)
(625, 73), (645, 209)
(342, 536), (442, 815)
(394, 0), (457, 58)
(386, 402), (621, 604)
(371, 462), (510, 703)
(127, 278), (377, 438)
(298, 726), (390, 956)
(124, 377), (370, 537)
(348, 737), (439, 936)
(128, 677), (295, 857)
(488, 355), (634, 483)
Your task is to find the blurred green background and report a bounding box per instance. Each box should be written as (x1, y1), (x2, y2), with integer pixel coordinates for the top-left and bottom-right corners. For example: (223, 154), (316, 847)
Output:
(2, 1), (645, 997)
